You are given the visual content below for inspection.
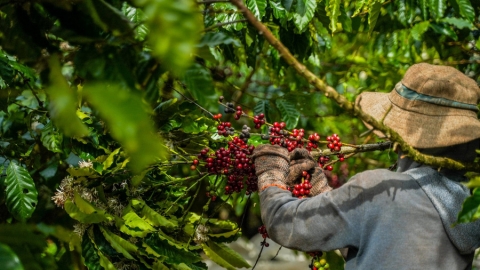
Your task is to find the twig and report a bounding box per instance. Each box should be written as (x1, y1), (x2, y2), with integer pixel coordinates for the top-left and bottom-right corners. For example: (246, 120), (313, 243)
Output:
(164, 174), (209, 214)
(228, 0), (480, 172)
(173, 88), (214, 118)
(272, 246), (282, 260)
(252, 238), (267, 270)
(19, 72), (43, 108)
(12, 102), (48, 113)
(203, 19), (247, 32)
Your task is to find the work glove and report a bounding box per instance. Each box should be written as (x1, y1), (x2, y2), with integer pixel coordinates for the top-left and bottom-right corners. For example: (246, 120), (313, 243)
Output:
(308, 166), (332, 196)
(286, 148), (332, 197)
(252, 144), (289, 192)
(286, 148), (316, 186)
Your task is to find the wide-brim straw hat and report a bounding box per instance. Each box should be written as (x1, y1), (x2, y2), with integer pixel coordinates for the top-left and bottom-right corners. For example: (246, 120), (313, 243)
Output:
(355, 63), (480, 148)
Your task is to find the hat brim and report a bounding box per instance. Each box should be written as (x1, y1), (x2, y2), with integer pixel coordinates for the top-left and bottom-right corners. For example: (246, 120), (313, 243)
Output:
(356, 91), (480, 148)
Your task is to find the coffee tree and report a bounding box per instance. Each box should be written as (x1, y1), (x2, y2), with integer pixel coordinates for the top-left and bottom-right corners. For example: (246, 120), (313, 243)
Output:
(0, 0), (479, 269)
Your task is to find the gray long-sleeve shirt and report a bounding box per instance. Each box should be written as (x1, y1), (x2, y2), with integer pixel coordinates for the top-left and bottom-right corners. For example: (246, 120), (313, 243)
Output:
(260, 166), (480, 269)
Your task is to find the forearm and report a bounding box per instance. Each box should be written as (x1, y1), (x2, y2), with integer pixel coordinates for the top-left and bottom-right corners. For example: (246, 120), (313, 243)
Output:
(260, 186), (361, 252)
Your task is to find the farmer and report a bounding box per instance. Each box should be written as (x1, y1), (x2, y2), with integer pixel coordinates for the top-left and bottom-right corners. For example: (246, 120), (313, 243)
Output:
(253, 63), (480, 269)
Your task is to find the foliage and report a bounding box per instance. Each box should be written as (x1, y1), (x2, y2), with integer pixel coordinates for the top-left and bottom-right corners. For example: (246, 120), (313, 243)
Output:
(0, 0), (479, 269)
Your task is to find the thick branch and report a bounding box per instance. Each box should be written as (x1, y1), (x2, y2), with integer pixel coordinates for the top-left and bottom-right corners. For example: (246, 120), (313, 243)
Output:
(229, 0), (480, 172)
(311, 142), (393, 159)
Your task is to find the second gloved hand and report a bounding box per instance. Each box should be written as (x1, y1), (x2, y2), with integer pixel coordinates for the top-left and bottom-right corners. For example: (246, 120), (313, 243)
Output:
(286, 148), (332, 197)
(252, 144), (290, 192)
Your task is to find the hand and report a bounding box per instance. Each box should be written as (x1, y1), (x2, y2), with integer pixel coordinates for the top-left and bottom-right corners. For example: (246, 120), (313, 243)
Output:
(286, 148), (316, 186)
(251, 144), (289, 192)
(308, 165), (332, 196)
(286, 148), (332, 197)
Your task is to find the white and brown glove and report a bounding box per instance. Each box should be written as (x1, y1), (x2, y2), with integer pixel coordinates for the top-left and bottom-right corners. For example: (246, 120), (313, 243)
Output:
(252, 144), (289, 192)
(287, 148), (332, 196)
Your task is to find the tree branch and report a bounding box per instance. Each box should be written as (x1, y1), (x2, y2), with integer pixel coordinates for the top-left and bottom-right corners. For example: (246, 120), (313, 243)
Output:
(229, 0), (480, 172)
(203, 19), (247, 32)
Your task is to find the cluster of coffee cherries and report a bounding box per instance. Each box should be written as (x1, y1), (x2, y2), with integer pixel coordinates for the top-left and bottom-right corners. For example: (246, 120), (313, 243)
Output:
(238, 125), (251, 143)
(326, 134), (342, 152)
(204, 185), (218, 202)
(317, 156), (333, 171)
(196, 134), (258, 197)
(222, 101), (245, 121)
(311, 256), (330, 270)
(306, 133), (321, 151)
(216, 121), (234, 137)
(258, 225), (270, 247)
(252, 113), (266, 129)
(212, 113), (223, 120)
(265, 122), (307, 152)
(307, 252), (330, 270)
(290, 171), (313, 198)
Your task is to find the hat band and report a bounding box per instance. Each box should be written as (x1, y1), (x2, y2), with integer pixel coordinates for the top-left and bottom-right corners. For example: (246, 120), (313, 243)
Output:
(397, 84), (479, 112)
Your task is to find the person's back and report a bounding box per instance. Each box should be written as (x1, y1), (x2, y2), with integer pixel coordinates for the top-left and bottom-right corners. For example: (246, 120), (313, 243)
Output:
(253, 63), (480, 269)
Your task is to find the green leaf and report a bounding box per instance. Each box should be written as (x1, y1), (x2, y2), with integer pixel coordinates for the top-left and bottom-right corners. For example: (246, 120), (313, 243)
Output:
(5, 161), (37, 221)
(476, 39), (480, 50)
(430, 23), (458, 40)
(133, 0), (202, 75)
(281, 0), (294, 11)
(411, 21), (430, 40)
(67, 167), (97, 177)
(325, 250), (345, 270)
(197, 32), (241, 47)
(455, 0), (475, 22)
(82, 233), (103, 270)
(85, 0), (133, 36)
(152, 261), (170, 270)
(46, 54), (89, 138)
(41, 121), (63, 154)
(325, 0), (341, 33)
(271, 1), (287, 20)
(103, 148), (121, 170)
(367, 1), (382, 34)
(64, 195), (113, 224)
(131, 199), (178, 229)
(440, 17), (473, 29)
(339, 5), (352, 32)
(92, 225), (119, 257)
(293, 0), (317, 32)
(99, 226), (137, 260)
(83, 83), (167, 173)
(97, 249), (116, 270)
(276, 99), (300, 129)
(182, 64), (215, 106)
(254, 100), (271, 122)
(201, 240), (250, 270)
(0, 243), (24, 270)
(352, 0), (367, 17)
(208, 229), (240, 241)
(119, 206), (156, 237)
(0, 224), (46, 250)
(457, 187), (480, 223)
(428, 0), (447, 21)
(144, 234), (201, 265)
(246, 0), (267, 20)
(418, 0), (428, 20)
(123, 5), (148, 40)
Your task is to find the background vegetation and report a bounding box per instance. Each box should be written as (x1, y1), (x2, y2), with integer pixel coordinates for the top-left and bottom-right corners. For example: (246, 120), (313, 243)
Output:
(0, 0), (479, 269)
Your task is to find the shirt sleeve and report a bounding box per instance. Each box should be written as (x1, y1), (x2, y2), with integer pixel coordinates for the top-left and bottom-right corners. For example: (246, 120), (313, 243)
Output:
(259, 175), (368, 252)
